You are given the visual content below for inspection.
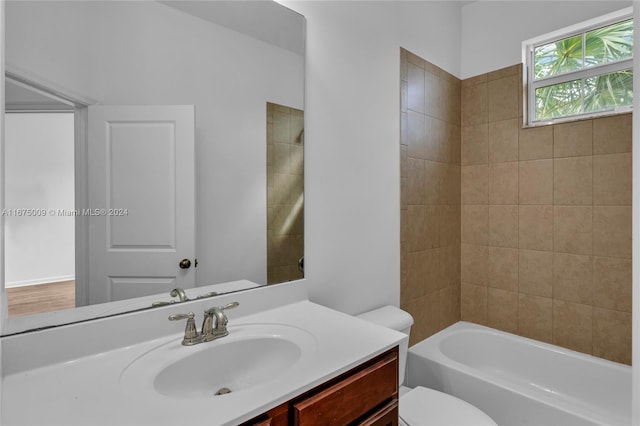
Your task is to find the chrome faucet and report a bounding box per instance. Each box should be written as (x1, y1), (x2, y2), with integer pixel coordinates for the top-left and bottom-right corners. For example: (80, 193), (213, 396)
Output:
(170, 288), (189, 302)
(168, 302), (239, 346)
(201, 302), (239, 341)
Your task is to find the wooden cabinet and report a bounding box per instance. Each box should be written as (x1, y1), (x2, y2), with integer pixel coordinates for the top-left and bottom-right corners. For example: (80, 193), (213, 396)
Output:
(242, 347), (399, 426)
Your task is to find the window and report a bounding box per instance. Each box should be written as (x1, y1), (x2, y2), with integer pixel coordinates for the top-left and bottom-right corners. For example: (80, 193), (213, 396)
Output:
(523, 8), (633, 125)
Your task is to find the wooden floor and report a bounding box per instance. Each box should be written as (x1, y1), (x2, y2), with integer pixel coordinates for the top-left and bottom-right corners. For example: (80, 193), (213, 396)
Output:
(6, 280), (75, 317)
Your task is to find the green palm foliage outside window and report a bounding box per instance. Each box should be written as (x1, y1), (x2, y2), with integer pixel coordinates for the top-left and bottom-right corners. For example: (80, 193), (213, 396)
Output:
(532, 19), (633, 120)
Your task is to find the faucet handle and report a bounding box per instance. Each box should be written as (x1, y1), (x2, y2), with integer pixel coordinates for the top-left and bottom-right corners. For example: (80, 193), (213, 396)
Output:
(221, 301), (239, 311)
(168, 312), (194, 321)
(204, 301), (239, 315)
(168, 312), (202, 346)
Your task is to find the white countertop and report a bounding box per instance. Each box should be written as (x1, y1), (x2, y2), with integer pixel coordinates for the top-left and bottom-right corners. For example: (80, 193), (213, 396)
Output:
(2, 295), (404, 425)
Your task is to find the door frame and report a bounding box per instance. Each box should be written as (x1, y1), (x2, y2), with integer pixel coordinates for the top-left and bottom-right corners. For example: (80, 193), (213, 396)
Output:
(5, 68), (93, 307)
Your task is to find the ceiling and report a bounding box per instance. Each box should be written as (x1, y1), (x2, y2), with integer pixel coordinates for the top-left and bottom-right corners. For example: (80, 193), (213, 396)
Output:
(159, 1), (305, 56)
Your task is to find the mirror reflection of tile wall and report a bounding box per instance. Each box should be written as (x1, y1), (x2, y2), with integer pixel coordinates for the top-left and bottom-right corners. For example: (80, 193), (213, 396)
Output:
(267, 103), (304, 284)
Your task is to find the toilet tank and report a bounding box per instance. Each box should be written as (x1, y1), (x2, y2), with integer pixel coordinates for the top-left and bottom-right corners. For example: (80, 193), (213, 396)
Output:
(356, 305), (414, 386)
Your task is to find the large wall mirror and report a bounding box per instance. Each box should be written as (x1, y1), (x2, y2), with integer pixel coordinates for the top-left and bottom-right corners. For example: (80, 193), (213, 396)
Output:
(1, 0), (305, 335)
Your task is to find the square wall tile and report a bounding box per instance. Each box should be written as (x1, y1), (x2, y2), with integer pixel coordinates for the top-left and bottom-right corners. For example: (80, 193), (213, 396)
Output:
(400, 145), (408, 179)
(438, 286), (461, 329)
(518, 249), (553, 297)
(488, 76), (519, 122)
(489, 205), (518, 248)
(407, 157), (425, 205)
(593, 153), (632, 205)
(462, 124), (488, 165)
(554, 206), (592, 255)
(443, 78), (462, 125)
(518, 294), (552, 343)
(407, 111), (426, 159)
(424, 160), (444, 205)
(593, 307), (631, 365)
(442, 164), (462, 205)
(489, 118), (519, 163)
(487, 64), (521, 81)
(553, 252), (593, 305)
(424, 206), (440, 250)
(400, 49), (408, 82)
(462, 82), (488, 126)
(407, 205), (427, 252)
(593, 113), (632, 155)
(554, 156), (593, 205)
(553, 300), (593, 354)
(401, 81), (408, 113)
(401, 208), (409, 243)
(407, 50), (425, 68)
(425, 71), (442, 120)
(519, 205), (553, 251)
(403, 294), (440, 345)
(519, 125), (553, 160)
(405, 250), (429, 300)
(407, 62), (425, 113)
(401, 177), (408, 210)
(439, 245), (461, 288)
(593, 206), (631, 259)
(463, 73), (487, 87)
(439, 205), (461, 246)
(461, 283), (488, 325)
(519, 159), (553, 204)
(489, 162), (518, 204)
(462, 165), (489, 204)
(426, 116), (446, 162)
(554, 120), (593, 158)
(488, 247), (518, 291)
(487, 288), (518, 333)
(448, 124), (462, 165)
(461, 243), (488, 286)
(462, 205), (489, 245)
(593, 256), (632, 313)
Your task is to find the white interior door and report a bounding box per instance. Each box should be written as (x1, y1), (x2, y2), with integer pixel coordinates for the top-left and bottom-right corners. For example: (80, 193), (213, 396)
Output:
(87, 105), (195, 304)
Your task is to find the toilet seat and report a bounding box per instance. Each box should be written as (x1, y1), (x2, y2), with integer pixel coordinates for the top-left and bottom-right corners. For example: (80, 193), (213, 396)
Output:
(399, 386), (497, 426)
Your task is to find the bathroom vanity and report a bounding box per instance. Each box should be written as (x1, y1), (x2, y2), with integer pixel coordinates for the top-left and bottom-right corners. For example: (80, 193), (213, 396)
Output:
(1, 282), (404, 425)
(243, 347), (399, 425)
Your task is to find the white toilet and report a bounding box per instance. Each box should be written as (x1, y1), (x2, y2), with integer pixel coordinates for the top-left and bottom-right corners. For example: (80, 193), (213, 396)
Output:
(357, 306), (497, 426)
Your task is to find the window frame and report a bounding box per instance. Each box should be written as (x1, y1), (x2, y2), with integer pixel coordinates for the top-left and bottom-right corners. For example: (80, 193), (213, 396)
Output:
(522, 7), (633, 126)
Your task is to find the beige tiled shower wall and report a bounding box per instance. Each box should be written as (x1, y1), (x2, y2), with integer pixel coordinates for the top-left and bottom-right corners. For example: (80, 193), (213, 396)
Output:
(460, 63), (632, 365)
(267, 102), (304, 284)
(400, 48), (461, 346)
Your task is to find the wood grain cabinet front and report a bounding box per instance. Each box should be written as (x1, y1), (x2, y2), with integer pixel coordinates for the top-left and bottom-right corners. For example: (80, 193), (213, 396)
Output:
(241, 347), (399, 426)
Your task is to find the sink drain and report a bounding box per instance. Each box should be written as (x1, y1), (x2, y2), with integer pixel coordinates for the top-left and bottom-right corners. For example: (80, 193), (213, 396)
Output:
(214, 387), (232, 396)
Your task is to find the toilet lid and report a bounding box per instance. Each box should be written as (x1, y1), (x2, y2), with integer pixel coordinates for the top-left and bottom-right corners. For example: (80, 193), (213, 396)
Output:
(399, 386), (497, 426)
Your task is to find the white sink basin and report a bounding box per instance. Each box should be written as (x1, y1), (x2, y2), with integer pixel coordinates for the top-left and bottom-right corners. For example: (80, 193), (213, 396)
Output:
(120, 323), (316, 400)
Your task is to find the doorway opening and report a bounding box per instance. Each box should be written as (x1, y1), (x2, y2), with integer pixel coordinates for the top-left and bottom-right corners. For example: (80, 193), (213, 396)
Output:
(4, 74), (81, 316)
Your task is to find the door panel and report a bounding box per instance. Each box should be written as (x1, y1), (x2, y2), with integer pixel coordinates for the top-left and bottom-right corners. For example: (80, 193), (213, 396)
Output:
(87, 105), (195, 305)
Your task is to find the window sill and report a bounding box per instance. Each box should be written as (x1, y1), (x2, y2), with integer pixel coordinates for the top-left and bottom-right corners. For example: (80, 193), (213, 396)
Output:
(522, 106), (633, 128)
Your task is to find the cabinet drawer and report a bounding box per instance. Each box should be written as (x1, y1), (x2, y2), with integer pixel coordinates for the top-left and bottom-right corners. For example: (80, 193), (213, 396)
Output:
(360, 400), (398, 426)
(293, 351), (398, 425)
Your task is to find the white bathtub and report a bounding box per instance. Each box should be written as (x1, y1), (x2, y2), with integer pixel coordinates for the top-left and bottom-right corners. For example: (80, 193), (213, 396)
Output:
(407, 322), (631, 426)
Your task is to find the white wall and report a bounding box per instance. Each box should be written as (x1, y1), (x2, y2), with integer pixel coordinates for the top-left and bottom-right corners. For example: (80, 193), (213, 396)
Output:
(280, 1), (462, 314)
(4, 113), (75, 287)
(461, 0), (632, 79)
(5, 1), (303, 287)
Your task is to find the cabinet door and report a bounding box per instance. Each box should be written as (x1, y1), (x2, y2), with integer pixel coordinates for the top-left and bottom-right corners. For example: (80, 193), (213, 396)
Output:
(293, 352), (398, 425)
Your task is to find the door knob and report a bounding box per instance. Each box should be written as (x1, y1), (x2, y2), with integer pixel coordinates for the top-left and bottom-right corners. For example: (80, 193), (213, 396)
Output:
(179, 258), (192, 269)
